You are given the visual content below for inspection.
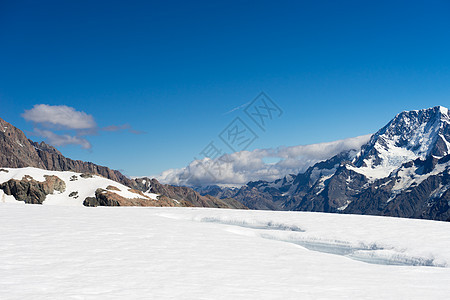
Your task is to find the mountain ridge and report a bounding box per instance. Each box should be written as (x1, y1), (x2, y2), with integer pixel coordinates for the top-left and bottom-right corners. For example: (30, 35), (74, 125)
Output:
(197, 106), (450, 221)
(0, 117), (245, 209)
(0, 117), (133, 186)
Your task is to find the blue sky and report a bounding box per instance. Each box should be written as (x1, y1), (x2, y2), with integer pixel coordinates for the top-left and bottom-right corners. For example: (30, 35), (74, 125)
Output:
(1, 0), (450, 178)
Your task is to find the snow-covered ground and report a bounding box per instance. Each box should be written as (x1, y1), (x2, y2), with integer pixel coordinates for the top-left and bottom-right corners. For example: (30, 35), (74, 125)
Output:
(0, 167), (159, 205)
(1, 204), (450, 299)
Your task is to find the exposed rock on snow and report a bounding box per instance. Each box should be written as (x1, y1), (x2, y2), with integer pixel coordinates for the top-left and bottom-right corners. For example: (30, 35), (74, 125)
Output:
(0, 174), (65, 204)
(83, 188), (186, 207)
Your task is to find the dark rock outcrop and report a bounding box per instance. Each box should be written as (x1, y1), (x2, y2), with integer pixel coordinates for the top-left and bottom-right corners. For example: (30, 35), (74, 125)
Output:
(83, 188), (191, 207)
(0, 175), (66, 204)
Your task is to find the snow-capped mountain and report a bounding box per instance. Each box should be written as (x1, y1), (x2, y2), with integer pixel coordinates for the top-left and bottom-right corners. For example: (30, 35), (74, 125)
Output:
(353, 105), (449, 178)
(199, 106), (450, 221)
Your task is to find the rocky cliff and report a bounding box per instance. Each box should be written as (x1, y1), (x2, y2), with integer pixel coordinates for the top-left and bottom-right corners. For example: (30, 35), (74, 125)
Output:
(0, 117), (133, 187)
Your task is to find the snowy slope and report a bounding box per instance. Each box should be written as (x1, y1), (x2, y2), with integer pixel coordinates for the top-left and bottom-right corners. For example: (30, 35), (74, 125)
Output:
(0, 205), (449, 299)
(0, 167), (159, 205)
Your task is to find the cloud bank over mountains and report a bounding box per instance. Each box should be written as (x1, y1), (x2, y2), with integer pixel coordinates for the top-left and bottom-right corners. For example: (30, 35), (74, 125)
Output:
(21, 104), (371, 185)
(157, 134), (372, 187)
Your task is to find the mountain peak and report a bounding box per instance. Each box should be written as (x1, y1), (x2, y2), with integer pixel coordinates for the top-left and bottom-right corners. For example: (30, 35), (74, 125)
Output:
(394, 105), (448, 121)
(437, 105), (450, 124)
(354, 105), (449, 177)
(438, 105), (449, 116)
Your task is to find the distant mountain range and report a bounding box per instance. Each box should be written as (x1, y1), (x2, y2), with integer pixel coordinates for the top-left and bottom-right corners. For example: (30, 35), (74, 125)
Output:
(0, 117), (245, 209)
(197, 106), (450, 221)
(2, 106), (449, 221)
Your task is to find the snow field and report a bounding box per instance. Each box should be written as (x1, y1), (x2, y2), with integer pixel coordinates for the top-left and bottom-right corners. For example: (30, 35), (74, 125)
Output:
(1, 204), (450, 299)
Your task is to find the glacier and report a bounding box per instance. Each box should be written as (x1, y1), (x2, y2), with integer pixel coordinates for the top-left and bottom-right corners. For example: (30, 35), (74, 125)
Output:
(1, 204), (450, 299)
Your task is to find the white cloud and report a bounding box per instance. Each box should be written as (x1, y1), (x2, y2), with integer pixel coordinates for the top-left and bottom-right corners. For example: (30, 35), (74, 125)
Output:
(22, 104), (96, 129)
(34, 129), (92, 149)
(22, 104), (144, 150)
(156, 134), (372, 187)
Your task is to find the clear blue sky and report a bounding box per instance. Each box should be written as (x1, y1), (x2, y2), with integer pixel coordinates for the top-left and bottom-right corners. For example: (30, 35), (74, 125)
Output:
(1, 0), (450, 176)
